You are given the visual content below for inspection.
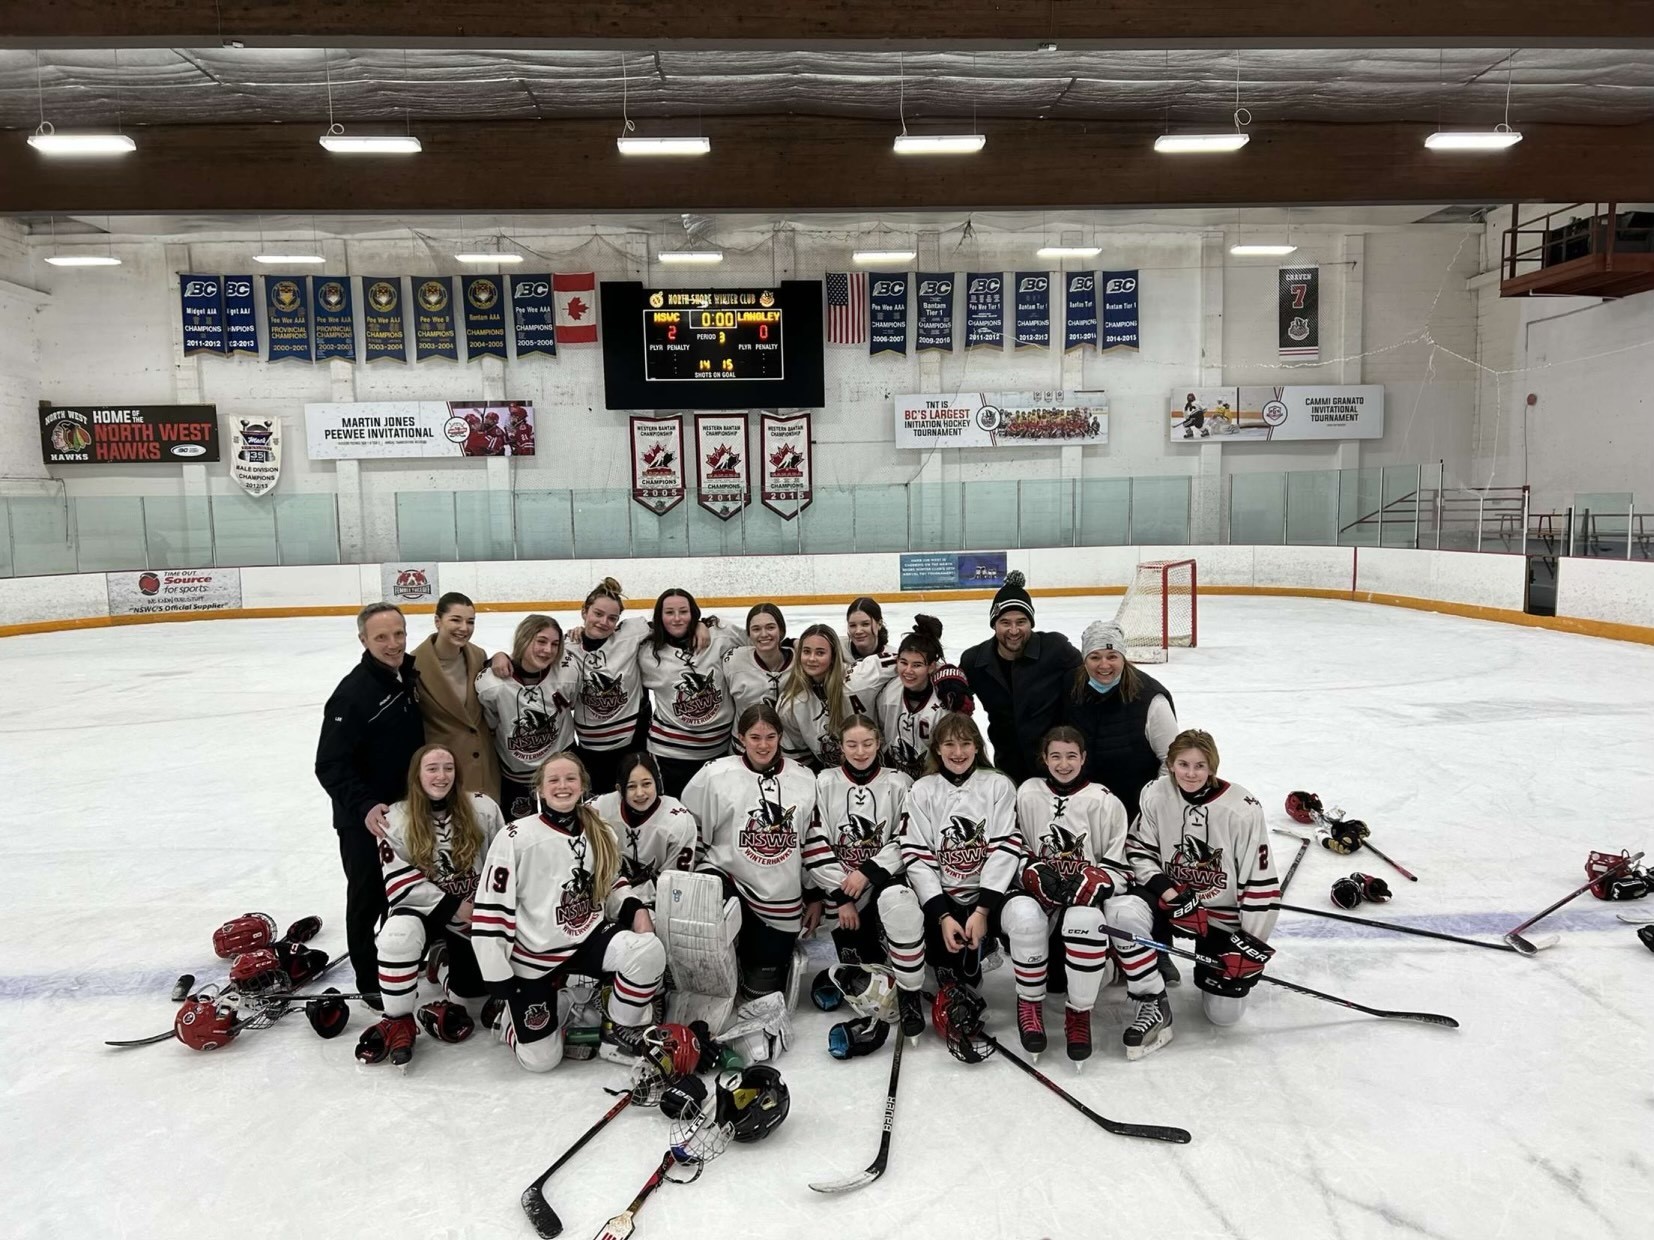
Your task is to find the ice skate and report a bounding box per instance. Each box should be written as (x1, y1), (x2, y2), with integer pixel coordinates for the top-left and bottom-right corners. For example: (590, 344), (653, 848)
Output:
(1065, 1006), (1092, 1070)
(1017, 997), (1046, 1057)
(1122, 993), (1173, 1062)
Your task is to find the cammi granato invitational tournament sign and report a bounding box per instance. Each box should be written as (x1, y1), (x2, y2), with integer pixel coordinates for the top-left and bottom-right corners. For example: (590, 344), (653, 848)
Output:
(304, 400), (537, 459)
(39, 404), (221, 464)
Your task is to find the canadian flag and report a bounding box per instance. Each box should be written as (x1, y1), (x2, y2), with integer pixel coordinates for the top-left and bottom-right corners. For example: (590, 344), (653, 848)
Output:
(554, 272), (598, 344)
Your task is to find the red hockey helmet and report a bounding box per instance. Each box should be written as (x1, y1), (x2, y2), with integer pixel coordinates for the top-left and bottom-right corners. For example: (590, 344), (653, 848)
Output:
(1285, 791), (1323, 825)
(175, 992), (239, 1051)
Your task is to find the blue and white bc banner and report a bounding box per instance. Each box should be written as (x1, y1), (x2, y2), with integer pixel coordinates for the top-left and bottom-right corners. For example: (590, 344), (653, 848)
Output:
(265, 275), (313, 362)
(179, 274), (227, 355)
(965, 273), (1004, 349)
(915, 273), (954, 352)
(1063, 272), (1098, 351)
(361, 277), (407, 363)
(412, 277), (459, 362)
(1014, 272), (1052, 349)
(1102, 270), (1140, 351)
(312, 277), (357, 362)
(461, 275), (508, 360)
(868, 272), (909, 355)
(510, 273), (557, 357)
(223, 275), (258, 355)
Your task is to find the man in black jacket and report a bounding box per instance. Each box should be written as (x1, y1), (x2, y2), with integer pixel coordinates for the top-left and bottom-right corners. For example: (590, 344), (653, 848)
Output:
(315, 602), (426, 1000)
(958, 571), (1081, 786)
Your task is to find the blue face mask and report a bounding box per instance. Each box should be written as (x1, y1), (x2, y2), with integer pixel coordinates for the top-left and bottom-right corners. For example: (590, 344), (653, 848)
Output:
(1088, 672), (1121, 694)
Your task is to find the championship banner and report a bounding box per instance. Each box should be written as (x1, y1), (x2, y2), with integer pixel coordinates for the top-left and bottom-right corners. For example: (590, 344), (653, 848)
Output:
(893, 391), (1108, 449)
(312, 277), (357, 362)
(1063, 272), (1097, 351)
(462, 275), (508, 360)
(413, 277), (459, 361)
(1167, 384), (1383, 441)
(179, 274), (226, 355)
(108, 568), (242, 617)
(965, 273), (1004, 349)
(305, 400), (537, 459)
(362, 278), (408, 363)
(1013, 272), (1051, 349)
(230, 418), (282, 497)
(760, 412), (813, 519)
(629, 415), (686, 515)
(1102, 270), (1141, 352)
(915, 273), (955, 352)
(554, 272), (599, 345)
(868, 272), (909, 355)
(510, 273), (557, 357)
(1278, 267), (1320, 360)
(264, 275), (313, 362)
(40, 404), (221, 465)
(223, 276), (259, 355)
(694, 414), (749, 520)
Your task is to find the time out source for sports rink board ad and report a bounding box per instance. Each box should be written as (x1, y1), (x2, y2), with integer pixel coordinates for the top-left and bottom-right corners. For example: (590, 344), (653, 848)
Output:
(894, 391), (1109, 448)
(1168, 385), (1384, 441)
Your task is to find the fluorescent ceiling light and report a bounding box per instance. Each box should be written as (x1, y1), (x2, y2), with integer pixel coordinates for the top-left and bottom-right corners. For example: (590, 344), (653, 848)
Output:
(853, 250), (917, 264)
(253, 254), (326, 265)
(1036, 245), (1102, 259)
(454, 252), (525, 264)
(658, 250), (724, 265)
(1155, 132), (1250, 154)
(617, 136), (711, 156)
(28, 130), (137, 156)
(318, 132), (422, 155)
(1229, 243), (1298, 257)
(1424, 129), (1523, 151)
(893, 133), (985, 155)
(44, 254), (122, 267)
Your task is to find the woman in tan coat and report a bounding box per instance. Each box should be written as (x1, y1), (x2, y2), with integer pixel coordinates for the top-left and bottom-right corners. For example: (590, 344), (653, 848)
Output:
(410, 591), (500, 797)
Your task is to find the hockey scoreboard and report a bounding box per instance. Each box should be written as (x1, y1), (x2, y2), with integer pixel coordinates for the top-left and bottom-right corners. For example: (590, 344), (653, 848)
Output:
(642, 289), (784, 382)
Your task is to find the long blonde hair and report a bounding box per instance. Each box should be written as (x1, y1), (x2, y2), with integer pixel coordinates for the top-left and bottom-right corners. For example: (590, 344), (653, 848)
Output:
(779, 623), (851, 736)
(402, 744), (485, 876)
(512, 614), (563, 669)
(535, 750), (621, 896)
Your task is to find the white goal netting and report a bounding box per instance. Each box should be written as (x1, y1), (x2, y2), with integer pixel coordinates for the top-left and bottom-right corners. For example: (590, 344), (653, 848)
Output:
(1114, 559), (1198, 663)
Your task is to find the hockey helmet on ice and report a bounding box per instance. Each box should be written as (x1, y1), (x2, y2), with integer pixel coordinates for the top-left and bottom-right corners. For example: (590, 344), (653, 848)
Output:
(715, 1065), (790, 1143)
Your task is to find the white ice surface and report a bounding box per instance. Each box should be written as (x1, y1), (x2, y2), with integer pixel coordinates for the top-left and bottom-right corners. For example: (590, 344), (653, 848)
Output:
(3, 595), (1652, 1240)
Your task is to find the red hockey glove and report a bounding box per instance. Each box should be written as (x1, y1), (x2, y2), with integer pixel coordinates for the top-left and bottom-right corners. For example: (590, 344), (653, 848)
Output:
(1158, 885), (1209, 937)
(1071, 864), (1115, 909)
(1331, 872), (1392, 909)
(274, 942), (329, 986)
(282, 915), (323, 944)
(417, 1000), (475, 1044)
(932, 663), (974, 714)
(1022, 860), (1075, 912)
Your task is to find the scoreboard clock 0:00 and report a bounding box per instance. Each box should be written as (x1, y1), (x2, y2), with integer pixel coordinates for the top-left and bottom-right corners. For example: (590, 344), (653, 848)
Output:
(642, 291), (784, 382)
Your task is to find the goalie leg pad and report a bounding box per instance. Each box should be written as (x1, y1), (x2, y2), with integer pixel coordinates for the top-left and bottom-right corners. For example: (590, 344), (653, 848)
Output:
(1001, 894), (1052, 1003)
(876, 885), (927, 993)
(719, 991), (792, 1063)
(657, 869), (742, 1029)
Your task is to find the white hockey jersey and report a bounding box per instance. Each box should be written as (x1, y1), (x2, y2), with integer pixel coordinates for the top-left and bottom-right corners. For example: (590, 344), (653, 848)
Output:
(875, 678), (949, 780)
(639, 628), (743, 762)
(846, 650), (898, 703)
(805, 764), (911, 909)
(900, 768), (1023, 915)
(380, 793), (507, 930)
(476, 662), (581, 778)
(1015, 778), (1130, 884)
(473, 811), (630, 984)
(681, 754), (819, 933)
(777, 673), (881, 768)
(569, 617), (650, 752)
(723, 645), (794, 729)
(1127, 776), (1281, 941)
(590, 791), (700, 907)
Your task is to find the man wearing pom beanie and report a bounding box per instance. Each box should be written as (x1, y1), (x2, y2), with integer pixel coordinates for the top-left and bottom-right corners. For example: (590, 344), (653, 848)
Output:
(958, 571), (1081, 785)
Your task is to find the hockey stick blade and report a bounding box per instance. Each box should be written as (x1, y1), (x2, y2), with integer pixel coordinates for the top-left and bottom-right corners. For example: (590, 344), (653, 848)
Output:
(105, 1029), (179, 1048)
(986, 1036), (1192, 1144)
(1279, 903), (1557, 954)
(809, 1030), (903, 1193)
(1505, 852), (1644, 944)
(521, 1091), (637, 1238)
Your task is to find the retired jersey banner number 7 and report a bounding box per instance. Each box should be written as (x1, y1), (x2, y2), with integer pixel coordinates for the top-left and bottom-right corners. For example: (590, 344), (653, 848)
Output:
(1278, 267), (1319, 361)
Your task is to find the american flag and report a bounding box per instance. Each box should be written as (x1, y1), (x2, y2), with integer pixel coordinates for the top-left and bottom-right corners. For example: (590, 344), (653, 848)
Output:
(825, 271), (867, 345)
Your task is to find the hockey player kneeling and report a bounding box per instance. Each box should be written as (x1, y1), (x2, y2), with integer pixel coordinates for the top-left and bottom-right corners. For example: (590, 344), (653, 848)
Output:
(1127, 729), (1280, 1031)
(671, 704), (823, 1061)
(474, 752), (665, 1072)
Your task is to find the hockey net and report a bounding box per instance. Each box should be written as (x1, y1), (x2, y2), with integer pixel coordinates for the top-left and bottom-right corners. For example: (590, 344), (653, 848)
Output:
(1113, 559), (1197, 663)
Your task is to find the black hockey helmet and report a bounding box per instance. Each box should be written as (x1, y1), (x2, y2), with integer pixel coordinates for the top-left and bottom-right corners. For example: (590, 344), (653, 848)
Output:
(934, 982), (994, 1064)
(715, 1065), (790, 1143)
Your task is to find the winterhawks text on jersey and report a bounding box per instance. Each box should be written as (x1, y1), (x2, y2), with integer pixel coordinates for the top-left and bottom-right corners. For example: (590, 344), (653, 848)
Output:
(739, 807), (799, 863)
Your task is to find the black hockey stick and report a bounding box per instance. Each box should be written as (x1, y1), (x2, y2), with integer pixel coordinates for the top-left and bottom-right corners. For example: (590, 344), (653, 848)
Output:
(1504, 851), (1643, 955)
(105, 953), (349, 1048)
(983, 1035), (1192, 1144)
(1272, 830), (1312, 895)
(522, 1090), (638, 1238)
(1092, 925), (1459, 1028)
(809, 1024), (904, 1192)
(1280, 903), (1556, 954)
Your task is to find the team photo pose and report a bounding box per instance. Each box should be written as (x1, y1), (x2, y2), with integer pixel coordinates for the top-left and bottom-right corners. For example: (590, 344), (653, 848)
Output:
(874, 614), (974, 779)
(590, 752), (699, 917)
(881, 713), (1022, 1027)
(472, 752), (665, 1072)
(844, 596), (900, 702)
(357, 744), (506, 1067)
(1127, 729), (1281, 1028)
(638, 588), (742, 795)
(411, 592), (501, 800)
(1003, 727), (1168, 1064)
(776, 623), (863, 769)
(723, 603), (793, 740)
(560, 578), (654, 797)
(476, 614), (579, 820)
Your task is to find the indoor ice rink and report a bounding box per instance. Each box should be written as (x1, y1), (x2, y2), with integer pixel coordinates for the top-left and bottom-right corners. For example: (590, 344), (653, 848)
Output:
(4, 7), (1654, 1240)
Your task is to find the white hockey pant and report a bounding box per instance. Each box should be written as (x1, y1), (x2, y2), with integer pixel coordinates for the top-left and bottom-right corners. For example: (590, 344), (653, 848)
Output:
(504, 931), (664, 1073)
(1002, 892), (1164, 1010)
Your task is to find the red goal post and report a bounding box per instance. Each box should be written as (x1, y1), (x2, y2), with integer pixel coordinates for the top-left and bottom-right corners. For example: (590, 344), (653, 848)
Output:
(1113, 559), (1197, 660)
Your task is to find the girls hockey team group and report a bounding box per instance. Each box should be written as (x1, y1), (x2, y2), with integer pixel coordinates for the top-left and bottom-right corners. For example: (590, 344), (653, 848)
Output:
(327, 573), (1280, 1075)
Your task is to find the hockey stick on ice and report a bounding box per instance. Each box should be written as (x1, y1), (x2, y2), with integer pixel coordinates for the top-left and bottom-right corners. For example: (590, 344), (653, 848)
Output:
(1280, 903), (1557, 954)
(592, 1107), (724, 1240)
(1092, 925), (1459, 1028)
(1282, 803), (1419, 882)
(522, 1090), (638, 1238)
(104, 953), (350, 1048)
(1504, 852), (1643, 955)
(984, 1036), (1192, 1144)
(809, 1023), (904, 1192)
(1272, 830), (1312, 895)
